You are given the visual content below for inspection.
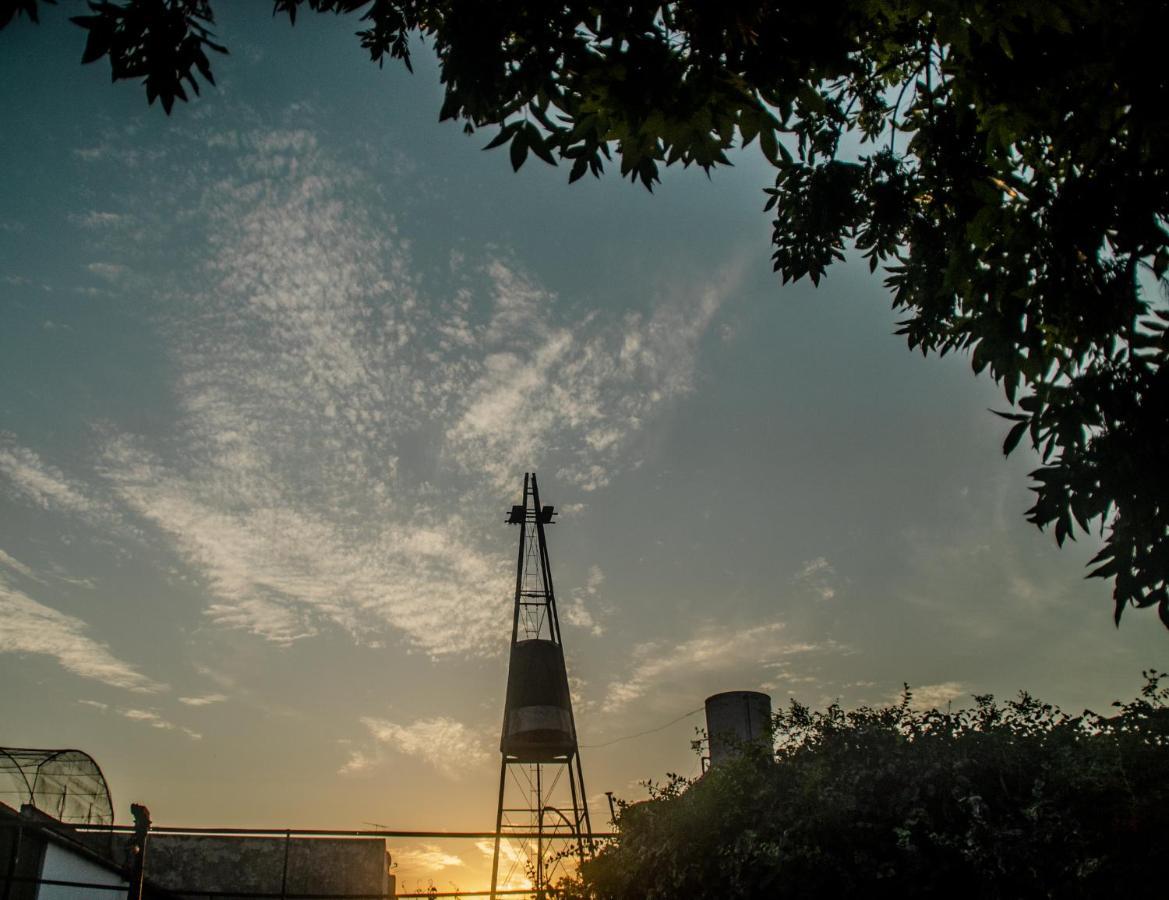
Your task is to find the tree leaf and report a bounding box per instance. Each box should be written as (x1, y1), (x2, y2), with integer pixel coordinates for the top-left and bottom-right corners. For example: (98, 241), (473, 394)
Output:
(509, 129), (529, 171)
(1002, 420), (1029, 455)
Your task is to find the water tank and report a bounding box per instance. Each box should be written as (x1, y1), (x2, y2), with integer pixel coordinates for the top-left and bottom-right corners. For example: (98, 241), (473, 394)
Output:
(501, 640), (577, 761)
(704, 691), (772, 767)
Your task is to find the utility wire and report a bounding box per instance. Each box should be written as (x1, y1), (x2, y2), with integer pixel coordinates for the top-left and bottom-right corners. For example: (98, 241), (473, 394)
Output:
(580, 707), (705, 749)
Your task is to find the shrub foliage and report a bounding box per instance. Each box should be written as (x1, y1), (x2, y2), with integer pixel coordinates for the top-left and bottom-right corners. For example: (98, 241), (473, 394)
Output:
(570, 673), (1169, 898)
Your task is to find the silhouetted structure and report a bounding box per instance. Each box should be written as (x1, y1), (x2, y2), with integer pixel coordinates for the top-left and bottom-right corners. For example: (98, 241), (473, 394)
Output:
(0, 800), (393, 900)
(490, 474), (592, 899)
(704, 691), (773, 769)
(0, 748), (113, 827)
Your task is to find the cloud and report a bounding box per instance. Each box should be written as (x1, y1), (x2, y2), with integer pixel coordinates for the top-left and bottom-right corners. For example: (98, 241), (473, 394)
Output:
(392, 845), (465, 872)
(102, 434), (505, 652)
(70, 211), (124, 229)
(0, 576), (164, 692)
(78, 699), (109, 710)
(564, 564), (606, 636)
(0, 441), (101, 517)
(341, 716), (489, 779)
(473, 838), (530, 890)
(897, 681), (967, 711)
(794, 556), (837, 602)
(601, 626), (856, 714)
(602, 621), (793, 713)
(78, 699), (201, 739)
(0, 549), (95, 590)
(85, 262), (127, 281)
(447, 258), (739, 493)
(63, 125), (733, 658)
(73, 142), (164, 167)
(7, 121), (735, 661)
(0, 549), (42, 583)
(119, 708), (202, 740)
(178, 693), (228, 706)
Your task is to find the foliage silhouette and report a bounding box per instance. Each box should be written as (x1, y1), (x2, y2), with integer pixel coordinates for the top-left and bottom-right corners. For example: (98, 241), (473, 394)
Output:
(6, 1), (1169, 628)
(564, 672), (1169, 899)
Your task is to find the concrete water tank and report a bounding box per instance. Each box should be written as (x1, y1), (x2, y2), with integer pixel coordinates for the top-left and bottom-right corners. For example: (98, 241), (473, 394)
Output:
(704, 691), (773, 767)
(500, 639), (576, 761)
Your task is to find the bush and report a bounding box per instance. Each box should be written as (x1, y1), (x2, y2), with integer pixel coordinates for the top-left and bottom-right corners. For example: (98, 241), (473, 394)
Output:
(568, 672), (1169, 899)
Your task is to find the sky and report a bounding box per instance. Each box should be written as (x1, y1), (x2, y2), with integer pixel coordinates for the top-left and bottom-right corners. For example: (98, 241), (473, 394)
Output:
(1, 5), (1165, 894)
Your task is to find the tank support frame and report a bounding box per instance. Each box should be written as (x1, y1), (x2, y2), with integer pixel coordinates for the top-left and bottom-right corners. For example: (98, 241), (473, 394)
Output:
(490, 474), (593, 899)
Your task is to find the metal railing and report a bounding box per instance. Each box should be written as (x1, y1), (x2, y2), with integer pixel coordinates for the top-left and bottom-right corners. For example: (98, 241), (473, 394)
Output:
(0, 876), (569, 898)
(1, 819), (612, 900)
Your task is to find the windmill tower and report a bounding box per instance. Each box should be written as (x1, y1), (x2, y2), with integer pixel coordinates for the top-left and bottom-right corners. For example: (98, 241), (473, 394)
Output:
(490, 473), (593, 899)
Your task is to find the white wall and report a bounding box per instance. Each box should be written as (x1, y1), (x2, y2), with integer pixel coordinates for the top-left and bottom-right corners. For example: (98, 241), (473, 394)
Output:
(39, 842), (128, 900)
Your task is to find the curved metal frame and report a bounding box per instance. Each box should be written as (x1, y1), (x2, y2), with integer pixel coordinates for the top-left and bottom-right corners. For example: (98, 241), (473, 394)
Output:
(0, 746), (114, 825)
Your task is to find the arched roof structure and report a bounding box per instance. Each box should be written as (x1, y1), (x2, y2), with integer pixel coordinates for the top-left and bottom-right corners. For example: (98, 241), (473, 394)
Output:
(0, 747), (113, 825)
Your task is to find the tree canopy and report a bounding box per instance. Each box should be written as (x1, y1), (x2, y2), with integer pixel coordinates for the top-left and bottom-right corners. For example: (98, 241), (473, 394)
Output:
(6, 0), (1169, 629)
(568, 673), (1169, 898)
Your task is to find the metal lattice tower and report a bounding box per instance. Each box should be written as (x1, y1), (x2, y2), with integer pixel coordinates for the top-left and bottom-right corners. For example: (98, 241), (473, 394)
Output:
(490, 473), (593, 899)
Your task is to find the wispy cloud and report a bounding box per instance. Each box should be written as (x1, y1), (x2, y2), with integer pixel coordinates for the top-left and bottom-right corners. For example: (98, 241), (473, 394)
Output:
(447, 258), (739, 493)
(78, 699), (109, 710)
(70, 211), (124, 229)
(392, 845), (465, 872)
(57, 124), (734, 658)
(3, 118), (736, 665)
(78, 699), (201, 740)
(794, 557), (837, 602)
(0, 441), (101, 517)
(564, 564), (606, 636)
(178, 693), (228, 706)
(0, 549), (42, 583)
(123, 708), (201, 740)
(472, 838), (532, 892)
(756, 639), (854, 694)
(341, 715), (489, 779)
(0, 576), (164, 692)
(0, 548), (95, 590)
(85, 262), (128, 281)
(602, 621), (794, 713)
(897, 681), (967, 711)
(102, 434), (505, 651)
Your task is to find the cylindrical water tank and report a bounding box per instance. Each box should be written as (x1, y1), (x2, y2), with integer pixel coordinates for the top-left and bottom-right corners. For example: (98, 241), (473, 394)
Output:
(705, 691), (772, 768)
(501, 639), (577, 761)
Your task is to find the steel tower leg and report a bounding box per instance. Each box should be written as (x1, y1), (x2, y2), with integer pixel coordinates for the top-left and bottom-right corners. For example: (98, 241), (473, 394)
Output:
(489, 758), (507, 900)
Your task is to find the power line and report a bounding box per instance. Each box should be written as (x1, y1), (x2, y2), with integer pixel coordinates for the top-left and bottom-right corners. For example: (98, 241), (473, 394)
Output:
(580, 707), (705, 749)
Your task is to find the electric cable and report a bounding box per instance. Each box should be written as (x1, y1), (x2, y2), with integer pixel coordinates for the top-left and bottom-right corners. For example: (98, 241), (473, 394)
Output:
(577, 705), (701, 748)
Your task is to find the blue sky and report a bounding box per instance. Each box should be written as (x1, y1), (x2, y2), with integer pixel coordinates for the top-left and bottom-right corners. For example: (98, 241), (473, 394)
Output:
(1, 5), (1164, 893)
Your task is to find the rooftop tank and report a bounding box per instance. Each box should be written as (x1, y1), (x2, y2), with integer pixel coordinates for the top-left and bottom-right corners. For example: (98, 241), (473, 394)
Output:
(704, 691), (773, 768)
(500, 639), (576, 762)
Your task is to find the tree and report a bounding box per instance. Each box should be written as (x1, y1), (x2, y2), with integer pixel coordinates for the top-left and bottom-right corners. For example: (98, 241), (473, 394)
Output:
(566, 673), (1169, 899)
(5, 1), (1168, 629)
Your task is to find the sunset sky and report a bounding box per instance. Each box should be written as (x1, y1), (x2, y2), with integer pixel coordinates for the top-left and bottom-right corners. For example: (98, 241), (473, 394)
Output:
(1, 6), (1164, 894)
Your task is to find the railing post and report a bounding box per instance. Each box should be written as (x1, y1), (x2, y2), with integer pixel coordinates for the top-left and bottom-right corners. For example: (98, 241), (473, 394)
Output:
(280, 829), (291, 900)
(128, 804), (150, 900)
(2, 823), (22, 900)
